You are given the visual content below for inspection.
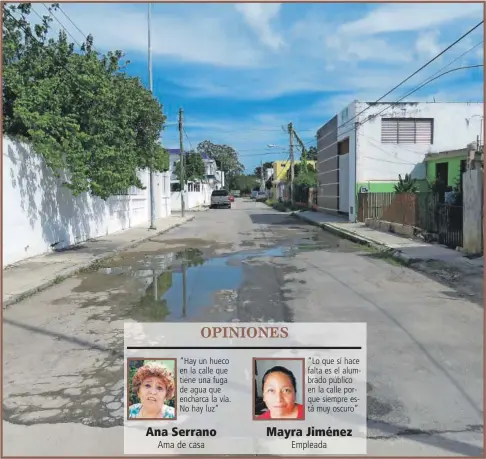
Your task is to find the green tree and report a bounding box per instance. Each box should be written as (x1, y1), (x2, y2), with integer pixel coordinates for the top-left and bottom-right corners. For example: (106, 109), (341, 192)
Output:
(196, 140), (244, 186)
(394, 174), (418, 193)
(232, 174), (259, 194)
(307, 146), (318, 161)
(254, 161), (274, 178)
(3, 3), (169, 199)
(174, 151), (205, 183)
(286, 163), (317, 185)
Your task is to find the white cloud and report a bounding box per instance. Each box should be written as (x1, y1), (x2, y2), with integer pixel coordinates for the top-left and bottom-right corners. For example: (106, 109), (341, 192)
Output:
(234, 3), (284, 51)
(48, 2), (483, 102)
(415, 30), (442, 58)
(339, 3), (482, 36)
(46, 4), (263, 68)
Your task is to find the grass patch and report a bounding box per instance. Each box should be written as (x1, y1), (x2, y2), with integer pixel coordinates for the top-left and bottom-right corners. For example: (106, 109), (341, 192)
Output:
(78, 257), (113, 274)
(357, 244), (407, 267)
(52, 275), (66, 284)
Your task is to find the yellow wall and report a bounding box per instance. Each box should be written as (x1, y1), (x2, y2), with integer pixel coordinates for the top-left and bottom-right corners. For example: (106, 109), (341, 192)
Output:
(272, 160), (316, 182)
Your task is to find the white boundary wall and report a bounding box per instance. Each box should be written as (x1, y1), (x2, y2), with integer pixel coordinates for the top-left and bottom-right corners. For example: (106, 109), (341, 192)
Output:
(171, 183), (211, 211)
(3, 136), (171, 267)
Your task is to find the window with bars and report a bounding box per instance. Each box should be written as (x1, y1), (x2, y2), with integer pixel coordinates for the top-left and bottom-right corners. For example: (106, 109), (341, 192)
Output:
(381, 118), (433, 144)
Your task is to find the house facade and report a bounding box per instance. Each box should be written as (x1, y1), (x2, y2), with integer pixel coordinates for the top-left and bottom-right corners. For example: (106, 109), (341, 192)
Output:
(271, 159), (317, 199)
(316, 101), (484, 222)
(425, 144), (483, 190)
(167, 149), (225, 210)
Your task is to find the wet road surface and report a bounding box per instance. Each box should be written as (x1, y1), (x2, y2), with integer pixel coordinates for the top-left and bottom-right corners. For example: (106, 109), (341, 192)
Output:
(3, 199), (483, 456)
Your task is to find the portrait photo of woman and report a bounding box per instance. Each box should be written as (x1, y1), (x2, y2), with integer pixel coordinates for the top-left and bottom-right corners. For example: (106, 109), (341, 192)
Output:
(254, 361), (305, 420)
(127, 359), (176, 420)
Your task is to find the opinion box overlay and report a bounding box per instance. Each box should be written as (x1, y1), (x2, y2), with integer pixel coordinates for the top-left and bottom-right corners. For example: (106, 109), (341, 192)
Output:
(124, 322), (367, 456)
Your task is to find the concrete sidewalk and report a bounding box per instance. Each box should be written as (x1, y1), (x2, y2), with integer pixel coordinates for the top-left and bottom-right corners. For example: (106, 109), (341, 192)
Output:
(3, 214), (196, 308)
(292, 210), (483, 269)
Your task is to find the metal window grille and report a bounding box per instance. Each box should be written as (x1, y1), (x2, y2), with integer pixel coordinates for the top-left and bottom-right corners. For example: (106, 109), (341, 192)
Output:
(381, 118), (433, 144)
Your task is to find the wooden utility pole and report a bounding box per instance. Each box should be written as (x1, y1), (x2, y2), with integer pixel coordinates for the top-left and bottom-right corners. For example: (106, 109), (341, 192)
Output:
(292, 128), (308, 172)
(288, 122), (295, 204)
(178, 108), (185, 217)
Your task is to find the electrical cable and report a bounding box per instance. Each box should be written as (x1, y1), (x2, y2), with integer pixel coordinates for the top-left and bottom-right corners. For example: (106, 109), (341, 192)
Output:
(57, 4), (91, 44)
(303, 22), (484, 148)
(314, 63), (483, 163)
(39, 4), (83, 49)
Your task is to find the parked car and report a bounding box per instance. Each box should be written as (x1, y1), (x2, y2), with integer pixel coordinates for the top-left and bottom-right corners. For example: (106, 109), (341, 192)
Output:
(251, 190), (259, 199)
(255, 191), (268, 202)
(210, 189), (231, 209)
(228, 194), (235, 202)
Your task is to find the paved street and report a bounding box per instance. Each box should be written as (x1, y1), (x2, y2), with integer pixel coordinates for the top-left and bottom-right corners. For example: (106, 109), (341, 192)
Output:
(3, 199), (483, 456)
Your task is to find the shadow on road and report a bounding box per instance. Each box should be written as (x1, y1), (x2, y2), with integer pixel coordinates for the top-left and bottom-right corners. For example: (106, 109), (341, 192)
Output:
(4, 317), (123, 358)
(248, 213), (295, 226)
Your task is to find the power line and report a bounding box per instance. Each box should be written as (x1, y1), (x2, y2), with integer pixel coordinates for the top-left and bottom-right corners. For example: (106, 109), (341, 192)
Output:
(182, 127), (193, 151)
(314, 64), (483, 163)
(364, 64), (484, 124)
(304, 20), (484, 148)
(57, 5), (90, 44)
(39, 4), (83, 49)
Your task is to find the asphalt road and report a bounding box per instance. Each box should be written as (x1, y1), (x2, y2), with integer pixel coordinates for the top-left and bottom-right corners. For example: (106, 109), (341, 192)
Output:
(3, 199), (483, 456)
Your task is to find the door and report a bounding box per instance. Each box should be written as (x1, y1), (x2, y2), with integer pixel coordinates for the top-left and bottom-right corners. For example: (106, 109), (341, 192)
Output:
(339, 153), (350, 213)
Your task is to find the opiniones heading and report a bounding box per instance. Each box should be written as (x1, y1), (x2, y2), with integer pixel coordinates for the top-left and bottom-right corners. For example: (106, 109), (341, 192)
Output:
(200, 326), (289, 339)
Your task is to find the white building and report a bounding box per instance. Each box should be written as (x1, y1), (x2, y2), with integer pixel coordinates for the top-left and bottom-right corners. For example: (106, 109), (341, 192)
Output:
(167, 149), (225, 210)
(265, 167), (274, 181)
(316, 101), (484, 222)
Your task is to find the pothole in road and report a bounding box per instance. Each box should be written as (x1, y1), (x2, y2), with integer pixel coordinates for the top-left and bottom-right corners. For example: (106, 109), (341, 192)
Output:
(73, 245), (299, 323)
(69, 227), (361, 324)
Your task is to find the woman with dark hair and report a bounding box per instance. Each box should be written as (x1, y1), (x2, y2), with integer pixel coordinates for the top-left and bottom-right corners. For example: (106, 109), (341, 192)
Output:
(258, 365), (304, 419)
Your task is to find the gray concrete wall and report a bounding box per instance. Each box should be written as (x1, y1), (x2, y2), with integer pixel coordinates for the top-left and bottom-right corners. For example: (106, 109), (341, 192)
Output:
(316, 116), (338, 213)
(463, 169), (483, 254)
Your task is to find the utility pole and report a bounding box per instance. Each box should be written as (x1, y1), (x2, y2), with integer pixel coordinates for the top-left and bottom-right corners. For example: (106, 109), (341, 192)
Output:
(147, 3), (156, 229)
(178, 108), (185, 217)
(260, 160), (264, 191)
(292, 128), (308, 172)
(288, 122), (295, 205)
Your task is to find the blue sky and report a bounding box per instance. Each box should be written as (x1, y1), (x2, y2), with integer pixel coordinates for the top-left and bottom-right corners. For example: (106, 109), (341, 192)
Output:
(37, 2), (483, 173)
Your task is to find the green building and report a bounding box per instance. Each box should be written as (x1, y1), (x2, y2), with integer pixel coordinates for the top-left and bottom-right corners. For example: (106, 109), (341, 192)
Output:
(424, 148), (468, 190)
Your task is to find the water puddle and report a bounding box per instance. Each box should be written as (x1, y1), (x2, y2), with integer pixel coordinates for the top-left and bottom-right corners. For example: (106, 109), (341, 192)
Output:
(74, 230), (359, 322)
(78, 246), (290, 322)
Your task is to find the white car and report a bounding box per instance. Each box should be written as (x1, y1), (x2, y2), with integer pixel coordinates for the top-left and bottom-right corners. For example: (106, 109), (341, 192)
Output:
(251, 190), (259, 199)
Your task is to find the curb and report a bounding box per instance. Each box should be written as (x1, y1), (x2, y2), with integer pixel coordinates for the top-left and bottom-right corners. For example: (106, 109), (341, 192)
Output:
(291, 212), (413, 266)
(3, 215), (195, 308)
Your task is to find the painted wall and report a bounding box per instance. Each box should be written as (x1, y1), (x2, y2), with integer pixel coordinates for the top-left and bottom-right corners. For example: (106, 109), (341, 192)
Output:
(272, 160), (316, 182)
(345, 101), (482, 220)
(337, 101), (358, 221)
(3, 136), (171, 267)
(462, 169), (483, 254)
(171, 183), (211, 210)
(426, 155), (466, 186)
(355, 101), (483, 184)
(316, 115), (339, 212)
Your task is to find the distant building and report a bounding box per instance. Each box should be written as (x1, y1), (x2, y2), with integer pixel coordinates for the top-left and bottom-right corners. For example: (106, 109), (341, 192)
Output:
(271, 160), (317, 200)
(265, 167), (274, 180)
(316, 101), (484, 222)
(167, 149), (223, 191)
